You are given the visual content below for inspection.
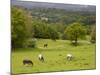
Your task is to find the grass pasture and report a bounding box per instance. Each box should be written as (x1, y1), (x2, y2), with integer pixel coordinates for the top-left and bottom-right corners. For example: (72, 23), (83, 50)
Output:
(11, 39), (96, 74)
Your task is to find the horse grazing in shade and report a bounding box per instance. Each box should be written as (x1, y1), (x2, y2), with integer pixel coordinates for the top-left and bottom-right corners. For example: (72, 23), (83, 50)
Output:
(23, 59), (33, 66)
(44, 44), (48, 48)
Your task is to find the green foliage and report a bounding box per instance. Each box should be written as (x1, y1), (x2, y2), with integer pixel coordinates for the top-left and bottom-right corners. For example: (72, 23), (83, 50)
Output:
(48, 25), (59, 40)
(64, 22), (86, 45)
(33, 21), (59, 40)
(23, 39), (37, 48)
(33, 21), (49, 38)
(31, 8), (96, 26)
(11, 6), (96, 48)
(79, 16), (96, 25)
(11, 7), (33, 48)
(31, 7), (95, 41)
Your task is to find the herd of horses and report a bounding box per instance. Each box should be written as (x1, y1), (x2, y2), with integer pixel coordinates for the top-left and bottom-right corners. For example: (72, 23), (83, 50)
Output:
(23, 44), (73, 66)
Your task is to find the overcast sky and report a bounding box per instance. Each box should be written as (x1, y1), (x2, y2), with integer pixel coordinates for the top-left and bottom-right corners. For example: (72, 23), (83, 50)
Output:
(20, 0), (96, 5)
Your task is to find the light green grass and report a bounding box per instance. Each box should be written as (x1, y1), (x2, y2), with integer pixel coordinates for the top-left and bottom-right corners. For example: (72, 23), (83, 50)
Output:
(11, 39), (96, 74)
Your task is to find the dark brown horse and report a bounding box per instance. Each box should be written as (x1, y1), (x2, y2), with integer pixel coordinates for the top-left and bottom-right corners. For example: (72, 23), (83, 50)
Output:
(23, 59), (33, 66)
(44, 44), (48, 48)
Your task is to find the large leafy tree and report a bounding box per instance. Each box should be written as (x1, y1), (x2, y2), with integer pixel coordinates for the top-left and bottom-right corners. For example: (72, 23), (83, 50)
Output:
(11, 7), (33, 48)
(64, 22), (86, 45)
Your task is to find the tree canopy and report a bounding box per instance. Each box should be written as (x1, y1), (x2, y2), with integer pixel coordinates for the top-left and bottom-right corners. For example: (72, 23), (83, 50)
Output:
(11, 7), (33, 48)
(32, 20), (59, 40)
(64, 22), (86, 45)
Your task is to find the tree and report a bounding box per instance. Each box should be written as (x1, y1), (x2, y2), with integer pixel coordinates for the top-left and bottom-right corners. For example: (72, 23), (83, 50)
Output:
(33, 21), (49, 39)
(48, 25), (59, 40)
(11, 7), (33, 48)
(64, 22), (86, 45)
(33, 21), (59, 40)
(90, 25), (96, 43)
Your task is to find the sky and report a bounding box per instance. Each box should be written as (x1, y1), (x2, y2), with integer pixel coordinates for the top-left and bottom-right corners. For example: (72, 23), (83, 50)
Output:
(20, 0), (96, 5)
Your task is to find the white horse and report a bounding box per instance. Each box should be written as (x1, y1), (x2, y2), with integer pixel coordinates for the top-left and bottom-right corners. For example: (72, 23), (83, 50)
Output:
(38, 54), (44, 62)
(67, 54), (73, 61)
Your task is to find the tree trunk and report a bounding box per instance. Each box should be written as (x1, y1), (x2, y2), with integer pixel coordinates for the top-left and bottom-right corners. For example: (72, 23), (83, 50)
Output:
(74, 38), (77, 46)
(74, 33), (78, 46)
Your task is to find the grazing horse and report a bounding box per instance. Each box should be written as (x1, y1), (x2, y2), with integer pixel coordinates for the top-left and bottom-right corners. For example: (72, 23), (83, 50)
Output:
(44, 44), (48, 48)
(67, 54), (73, 61)
(23, 59), (33, 66)
(38, 54), (44, 62)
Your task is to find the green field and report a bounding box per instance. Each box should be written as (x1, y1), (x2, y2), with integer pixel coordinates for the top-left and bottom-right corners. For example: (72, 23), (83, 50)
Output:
(11, 39), (96, 74)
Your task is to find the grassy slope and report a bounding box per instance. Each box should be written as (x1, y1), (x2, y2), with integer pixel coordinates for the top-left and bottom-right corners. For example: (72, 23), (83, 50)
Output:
(11, 39), (96, 74)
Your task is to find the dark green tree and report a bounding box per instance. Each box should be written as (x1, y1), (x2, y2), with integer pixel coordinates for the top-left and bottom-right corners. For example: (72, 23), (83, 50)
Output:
(33, 21), (59, 40)
(33, 21), (49, 38)
(48, 25), (59, 40)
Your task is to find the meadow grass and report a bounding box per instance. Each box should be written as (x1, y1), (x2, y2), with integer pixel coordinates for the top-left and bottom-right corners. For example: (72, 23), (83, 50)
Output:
(11, 39), (96, 74)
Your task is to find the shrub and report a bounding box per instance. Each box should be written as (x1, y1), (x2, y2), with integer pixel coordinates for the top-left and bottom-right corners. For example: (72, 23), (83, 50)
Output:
(23, 39), (37, 48)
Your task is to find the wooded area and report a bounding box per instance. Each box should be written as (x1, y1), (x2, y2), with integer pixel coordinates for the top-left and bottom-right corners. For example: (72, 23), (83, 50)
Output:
(11, 6), (96, 48)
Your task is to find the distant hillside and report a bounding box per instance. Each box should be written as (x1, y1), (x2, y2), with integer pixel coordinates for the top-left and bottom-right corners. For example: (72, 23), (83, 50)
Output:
(11, 0), (96, 12)
(11, 0), (96, 26)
